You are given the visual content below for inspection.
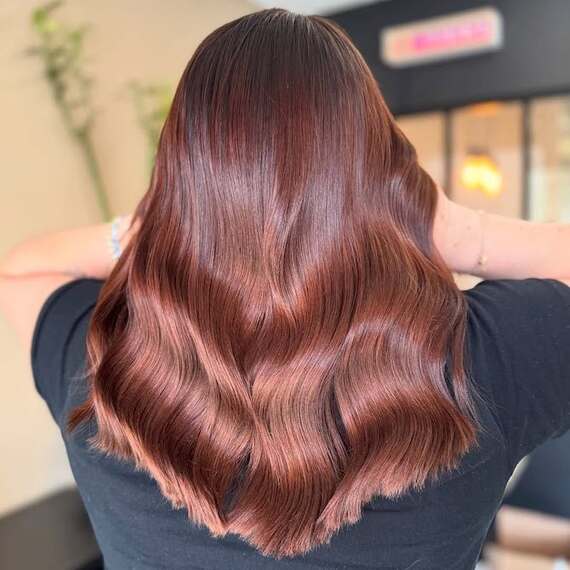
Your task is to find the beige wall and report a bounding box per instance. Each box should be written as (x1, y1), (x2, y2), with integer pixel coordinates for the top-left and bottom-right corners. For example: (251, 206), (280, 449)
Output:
(0, 0), (258, 517)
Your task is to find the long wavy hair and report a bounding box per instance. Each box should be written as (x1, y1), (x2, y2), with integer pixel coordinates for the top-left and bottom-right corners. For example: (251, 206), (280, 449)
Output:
(68, 8), (481, 558)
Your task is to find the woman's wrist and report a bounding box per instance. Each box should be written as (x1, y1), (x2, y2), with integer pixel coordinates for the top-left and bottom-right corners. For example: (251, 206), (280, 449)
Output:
(433, 187), (484, 277)
(117, 214), (140, 255)
(433, 186), (570, 282)
(107, 215), (132, 261)
(0, 215), (137, 281)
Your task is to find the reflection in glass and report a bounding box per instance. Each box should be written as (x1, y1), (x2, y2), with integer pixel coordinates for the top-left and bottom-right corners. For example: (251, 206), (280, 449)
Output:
(451, 101), (523, 219)
(528, 96), (570, 222)
(461, 152), (503, 197)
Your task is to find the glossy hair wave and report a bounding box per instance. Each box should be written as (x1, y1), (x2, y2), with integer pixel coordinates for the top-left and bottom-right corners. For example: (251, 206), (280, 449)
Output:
(68, 8), (480, 558)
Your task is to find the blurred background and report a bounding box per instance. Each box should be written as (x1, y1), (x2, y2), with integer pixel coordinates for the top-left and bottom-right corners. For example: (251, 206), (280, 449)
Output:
(1, 1), (569, 568)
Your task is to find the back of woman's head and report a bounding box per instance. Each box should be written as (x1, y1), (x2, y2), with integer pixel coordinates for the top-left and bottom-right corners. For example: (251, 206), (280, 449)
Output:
(68, 8), (480, 558)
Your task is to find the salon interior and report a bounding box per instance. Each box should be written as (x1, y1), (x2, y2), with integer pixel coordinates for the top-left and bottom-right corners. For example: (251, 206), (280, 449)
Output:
(1, 0), (569, 568)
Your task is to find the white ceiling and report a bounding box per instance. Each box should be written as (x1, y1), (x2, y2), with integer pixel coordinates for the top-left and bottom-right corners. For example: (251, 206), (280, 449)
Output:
(254, 0), (388, 16)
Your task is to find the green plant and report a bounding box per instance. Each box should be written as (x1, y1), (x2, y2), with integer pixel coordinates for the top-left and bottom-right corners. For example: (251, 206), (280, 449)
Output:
(29, 0), (111, 221)
(129, 81), (174, 175)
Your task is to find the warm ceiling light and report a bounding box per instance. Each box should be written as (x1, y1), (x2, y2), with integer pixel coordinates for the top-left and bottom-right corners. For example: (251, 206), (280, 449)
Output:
(461, 153), (503, 196)
(466, 101), (503, 117)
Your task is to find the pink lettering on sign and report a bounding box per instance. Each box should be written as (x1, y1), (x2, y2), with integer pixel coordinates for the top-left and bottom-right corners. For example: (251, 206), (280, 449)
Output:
(412, 21), (492, 53)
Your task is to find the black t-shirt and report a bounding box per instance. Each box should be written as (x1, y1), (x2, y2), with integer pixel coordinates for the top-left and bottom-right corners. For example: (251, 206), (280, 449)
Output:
(31, 277), (570, 570)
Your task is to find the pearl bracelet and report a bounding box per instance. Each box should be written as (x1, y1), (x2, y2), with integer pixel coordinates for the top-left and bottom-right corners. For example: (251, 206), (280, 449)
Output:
(107, 215), (126, 261)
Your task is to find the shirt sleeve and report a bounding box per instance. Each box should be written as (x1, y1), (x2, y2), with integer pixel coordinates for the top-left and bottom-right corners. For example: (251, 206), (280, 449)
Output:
(465, 278), (570, 472)
(30, 277), (105, 426)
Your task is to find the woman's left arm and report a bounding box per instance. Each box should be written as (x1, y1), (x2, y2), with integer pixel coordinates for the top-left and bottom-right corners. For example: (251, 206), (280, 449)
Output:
(0, 215), (136, 351)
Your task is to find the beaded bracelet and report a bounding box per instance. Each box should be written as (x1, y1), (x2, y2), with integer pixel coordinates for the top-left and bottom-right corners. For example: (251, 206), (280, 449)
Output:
(107, 215), (126, 261)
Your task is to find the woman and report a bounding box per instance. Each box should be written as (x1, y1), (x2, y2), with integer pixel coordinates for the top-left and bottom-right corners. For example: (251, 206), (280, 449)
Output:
(1, 8), (569, 570)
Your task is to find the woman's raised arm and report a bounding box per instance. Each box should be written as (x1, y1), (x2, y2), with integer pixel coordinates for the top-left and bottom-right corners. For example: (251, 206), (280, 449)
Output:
(433, 186), (570, 283)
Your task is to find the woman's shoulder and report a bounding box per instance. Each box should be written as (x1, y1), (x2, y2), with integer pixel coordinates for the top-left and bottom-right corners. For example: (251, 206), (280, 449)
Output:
(31, 277), (105, 426)
(462, 277), (570, 355)
(464, 277), (570, 316)
(461, 277), (570, 471)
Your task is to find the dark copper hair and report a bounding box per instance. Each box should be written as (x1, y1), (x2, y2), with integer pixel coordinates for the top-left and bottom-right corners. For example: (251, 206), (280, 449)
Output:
(68, 8), (480, 558)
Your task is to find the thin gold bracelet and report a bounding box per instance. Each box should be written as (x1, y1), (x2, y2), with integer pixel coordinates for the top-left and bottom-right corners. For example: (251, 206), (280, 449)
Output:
(476, 209), (488, 270)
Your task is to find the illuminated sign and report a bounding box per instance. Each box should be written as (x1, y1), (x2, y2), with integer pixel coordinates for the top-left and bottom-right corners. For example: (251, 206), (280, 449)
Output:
(380, 7), (503, 68)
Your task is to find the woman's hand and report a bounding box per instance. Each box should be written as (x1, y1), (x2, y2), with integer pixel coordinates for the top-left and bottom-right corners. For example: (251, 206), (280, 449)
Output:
(0, 214), (138, 281)
(0, 214), (137, 350)
(433, 186), (570, 283)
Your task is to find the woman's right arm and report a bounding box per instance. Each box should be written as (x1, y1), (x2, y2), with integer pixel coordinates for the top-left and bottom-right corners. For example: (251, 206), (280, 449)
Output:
(433, 186), (570, 284)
